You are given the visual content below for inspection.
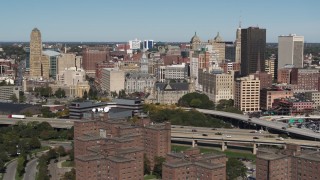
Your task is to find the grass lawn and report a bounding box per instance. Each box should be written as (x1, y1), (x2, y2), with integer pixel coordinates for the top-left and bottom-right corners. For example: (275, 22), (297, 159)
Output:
(62, 160), (74, 167)
(171, 144), (256, 160)
(144, 174), (157, 180)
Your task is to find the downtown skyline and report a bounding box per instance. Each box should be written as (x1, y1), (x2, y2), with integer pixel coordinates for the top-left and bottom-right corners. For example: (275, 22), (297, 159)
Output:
(0, 0), (319, 42)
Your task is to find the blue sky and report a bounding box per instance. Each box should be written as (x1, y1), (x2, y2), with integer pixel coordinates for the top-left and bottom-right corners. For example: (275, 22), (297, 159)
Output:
(1, 0), (319, 42)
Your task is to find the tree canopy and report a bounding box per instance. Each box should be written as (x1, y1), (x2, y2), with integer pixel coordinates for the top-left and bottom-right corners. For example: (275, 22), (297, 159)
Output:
(226, 158), (247, 180)
(178, 92), (214, 109)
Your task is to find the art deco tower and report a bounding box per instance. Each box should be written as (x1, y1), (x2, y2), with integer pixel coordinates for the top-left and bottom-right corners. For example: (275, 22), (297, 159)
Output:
(235, 23), (241, 63)
(30, 28), (49, 79)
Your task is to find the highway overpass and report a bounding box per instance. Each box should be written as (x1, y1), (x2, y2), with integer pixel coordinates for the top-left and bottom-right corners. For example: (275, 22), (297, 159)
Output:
(195, 108), (320, 140)
(0, 115), (77, 129)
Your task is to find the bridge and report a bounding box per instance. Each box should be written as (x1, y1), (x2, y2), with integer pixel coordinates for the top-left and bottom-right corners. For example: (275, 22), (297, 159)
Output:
(195, 108), (320, 140)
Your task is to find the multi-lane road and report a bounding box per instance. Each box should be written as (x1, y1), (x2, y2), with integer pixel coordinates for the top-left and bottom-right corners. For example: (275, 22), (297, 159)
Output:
(172, 125), (320, 148)
(196, 108), (320, 140)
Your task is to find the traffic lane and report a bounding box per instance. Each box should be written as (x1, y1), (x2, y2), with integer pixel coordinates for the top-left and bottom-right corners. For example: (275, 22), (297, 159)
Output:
(23, 158), (38, 180)
(3, 160), (17, 180)
(172, 132), (320, 146)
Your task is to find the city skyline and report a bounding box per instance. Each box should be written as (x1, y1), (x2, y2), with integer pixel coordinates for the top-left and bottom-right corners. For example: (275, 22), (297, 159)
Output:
(0, 0), (319, 42)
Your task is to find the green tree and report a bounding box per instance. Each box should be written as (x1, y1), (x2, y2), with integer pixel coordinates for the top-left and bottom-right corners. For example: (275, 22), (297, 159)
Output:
(16, 155), (26, 176)
(144, 154), (151, 175)
(178, 92), (214, 109)
(55, 88), (65, 98)
(57, 146), (67, 157)
(10, 93), (18, 103)
(190, 98), (202, 108)
(226, 158), (247, 180)
(29, 137), (41, 149)
(83, 90), (88, 99)
(153, 156), (165, 178)
(62, 168), (76, 180)
(0, 159), (5, 173)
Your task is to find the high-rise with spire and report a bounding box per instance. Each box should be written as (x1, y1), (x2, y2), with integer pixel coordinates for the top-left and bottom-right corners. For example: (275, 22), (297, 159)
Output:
(29, 28), (49, 79)
(235, 22), (242, 63)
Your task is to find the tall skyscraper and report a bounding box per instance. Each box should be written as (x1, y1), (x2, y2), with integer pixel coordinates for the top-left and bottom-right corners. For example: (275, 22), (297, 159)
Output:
(29, 28), (49, 79)
(241, 27), (266, 76)
(278, 34), (304, 68)
(235, 24), (241, 63)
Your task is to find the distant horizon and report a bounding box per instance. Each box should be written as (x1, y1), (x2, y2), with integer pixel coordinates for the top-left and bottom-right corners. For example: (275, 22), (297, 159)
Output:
(1, 0), (319, 42)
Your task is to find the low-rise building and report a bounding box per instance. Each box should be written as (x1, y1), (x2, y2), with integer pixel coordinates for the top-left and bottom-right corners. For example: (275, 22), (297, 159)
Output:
(305, 91), (320, 109)
(260, 87), (293, 110)
(0, 86), (20, 102)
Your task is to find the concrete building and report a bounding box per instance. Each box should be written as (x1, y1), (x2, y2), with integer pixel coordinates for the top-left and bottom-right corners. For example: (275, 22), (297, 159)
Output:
(163, 147), (226, 180)
(0, 86), (20, 102)
(140, 51), (149, 74)
(143, 40), (154, 50)
(305, 91), (320, 109)
(51, 67), (90, 98)
(290, 68), (319, 92)
(94, 61), (115, 86)
(82, 47), (108, 76)
(42, 50), (60, 80)
(235, 75), (260, 112)
(129, 38), (141, 50)
(74, 112), (171, 180)
(235, 25), (241, 63)
(241, 27), (266, 76)
(208, 32), (225, 63)
(29, 28), (50, 79)
(125, 73), (156, 94)
(198, 69), (234, 103)
(252, 71), (273, 90)
(278, 34), (304, 68)
(260, 88), (293, 110)
(101, 68), (125, 94)
(57, 53), (82, 75)
(164, 63), (188, 80)
(265, 55), (277, 80)
(256, 144), (320, 180)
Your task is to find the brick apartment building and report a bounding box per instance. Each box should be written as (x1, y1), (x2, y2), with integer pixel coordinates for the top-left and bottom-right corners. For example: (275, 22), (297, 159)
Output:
(74, 112), (171, 180)
(162, 147), (226, 180)
(256, 144), (320, 180)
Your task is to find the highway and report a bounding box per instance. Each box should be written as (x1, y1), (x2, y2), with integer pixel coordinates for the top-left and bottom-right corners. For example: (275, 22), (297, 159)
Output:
(172, 125), (320, 148)
(1, 108), (320, 139)
(0, 115), (78, 129)
(196, 108), (320, 140)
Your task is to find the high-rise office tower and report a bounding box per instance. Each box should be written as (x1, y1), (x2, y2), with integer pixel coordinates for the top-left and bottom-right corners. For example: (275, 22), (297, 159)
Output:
(241, 27), (266, 76)
(29, 28), (49, 79)
(278, 34), (304, 68)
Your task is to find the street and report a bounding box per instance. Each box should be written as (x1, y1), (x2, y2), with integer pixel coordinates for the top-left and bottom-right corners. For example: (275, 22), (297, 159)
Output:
(3, 159), (17, 180)
(23, 158), (38, 180)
